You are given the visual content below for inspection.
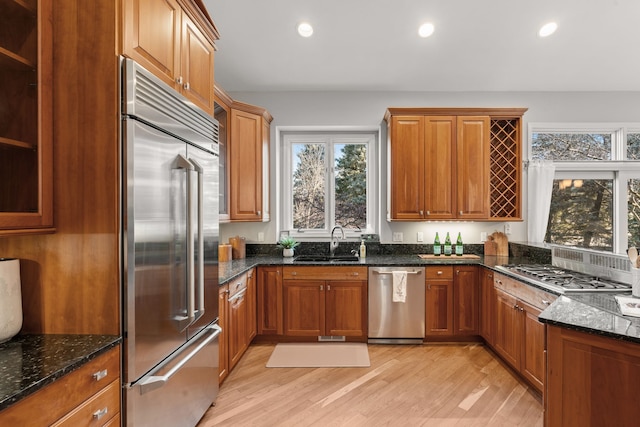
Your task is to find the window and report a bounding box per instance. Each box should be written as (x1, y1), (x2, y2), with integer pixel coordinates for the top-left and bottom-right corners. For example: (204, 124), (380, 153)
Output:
(529, 124), (640, 253)
(281, 130), (377, 239)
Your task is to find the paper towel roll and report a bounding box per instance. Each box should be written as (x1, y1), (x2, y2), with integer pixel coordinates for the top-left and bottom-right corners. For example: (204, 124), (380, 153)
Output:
(0, 258), (22, 343)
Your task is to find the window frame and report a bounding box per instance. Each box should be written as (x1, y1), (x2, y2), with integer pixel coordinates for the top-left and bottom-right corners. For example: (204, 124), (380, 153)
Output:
(278, 126), (379, 241)
(528, 123), (640, 254)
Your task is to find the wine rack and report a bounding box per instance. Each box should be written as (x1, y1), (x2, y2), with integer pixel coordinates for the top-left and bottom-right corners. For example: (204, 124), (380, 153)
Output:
(490, 119), (521, 220)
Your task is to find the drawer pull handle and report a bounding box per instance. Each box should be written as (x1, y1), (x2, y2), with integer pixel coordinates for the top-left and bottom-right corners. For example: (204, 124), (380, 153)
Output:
(93, 407), (108, 420)
(92, 369), (108, 381)
(437, 271), (443, 275)
(542, 299), (551, 306)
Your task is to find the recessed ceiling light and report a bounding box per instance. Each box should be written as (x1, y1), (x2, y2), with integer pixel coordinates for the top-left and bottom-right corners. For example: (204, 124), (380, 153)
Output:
(418, 22), (435, 38)
(297, 22), (313, 38)
(538, 22), (557, 37)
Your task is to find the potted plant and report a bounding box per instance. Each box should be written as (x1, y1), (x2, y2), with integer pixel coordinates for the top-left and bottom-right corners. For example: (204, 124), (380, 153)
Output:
(277, 236), (299, 257)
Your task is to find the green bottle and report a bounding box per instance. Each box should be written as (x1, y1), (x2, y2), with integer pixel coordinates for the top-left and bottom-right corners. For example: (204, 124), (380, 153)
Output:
(444, 232), (452, 256)
(433, 232), (441, 256)
(455, 232), (463, 256)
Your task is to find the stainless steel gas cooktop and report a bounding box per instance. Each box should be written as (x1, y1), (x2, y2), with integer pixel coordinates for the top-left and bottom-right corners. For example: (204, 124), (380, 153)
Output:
(495, 264), (632, 294)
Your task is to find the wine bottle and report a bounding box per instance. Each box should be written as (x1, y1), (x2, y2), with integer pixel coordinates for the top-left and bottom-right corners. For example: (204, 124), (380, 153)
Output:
(456, 232), (463, 256)
(444, 232), (452, 256)
(433, 232), (441, 256)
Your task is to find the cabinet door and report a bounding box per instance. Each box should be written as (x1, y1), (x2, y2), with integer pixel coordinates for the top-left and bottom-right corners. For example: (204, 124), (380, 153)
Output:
(214, 92), (230, 222)
(325, 281), (367, 337)
(123, 0), (181, 89)
(228, 288), (248, 370)
(479, 269), (495, 343)
(425, 281), (454, 336)
(246, 269), (257, 342)
(218, 285), (228, 384)
(454, 266), (479, 335)
(283, 281), (325, 336)
(0, 0), (53, 232)
(520, 300), (545, 392)
(257, 266), (282, 335)
(456, 116), (490, 219)
(230, 109), (263, 220)
(389, 116), (425, 220)
(493, 287), (520, 368)
(424, 116), (455, 219)
(180, 12), (215, 115)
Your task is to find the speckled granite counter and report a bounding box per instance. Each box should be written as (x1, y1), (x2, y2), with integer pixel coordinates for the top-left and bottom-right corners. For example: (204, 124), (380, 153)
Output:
(539, 294), (640, 344)
(0, 334), (121, 411)
(218, 254), (537, 284)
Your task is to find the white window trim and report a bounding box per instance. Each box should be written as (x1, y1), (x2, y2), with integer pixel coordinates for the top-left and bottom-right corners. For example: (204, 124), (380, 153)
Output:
(276, 125), (380, 241)
(528, 122), (640, 254)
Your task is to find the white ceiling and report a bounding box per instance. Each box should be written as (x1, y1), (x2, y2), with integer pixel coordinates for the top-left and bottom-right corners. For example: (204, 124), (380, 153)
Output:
(203, 0), (640, 93)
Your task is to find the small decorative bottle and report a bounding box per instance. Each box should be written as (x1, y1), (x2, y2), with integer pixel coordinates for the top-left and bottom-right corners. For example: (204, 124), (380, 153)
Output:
(455, 232), (464, 256)
(444, 232), (452, 256)
(359, 240), (367, 258)
(433, 232), (441, 256)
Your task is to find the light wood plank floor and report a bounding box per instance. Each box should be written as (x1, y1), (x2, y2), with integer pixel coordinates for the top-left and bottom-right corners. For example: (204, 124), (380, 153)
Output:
(198, 343), (543, 427)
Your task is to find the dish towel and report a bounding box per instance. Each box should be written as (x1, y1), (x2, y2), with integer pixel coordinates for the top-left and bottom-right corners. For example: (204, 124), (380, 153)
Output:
(392, 271), (407, 303)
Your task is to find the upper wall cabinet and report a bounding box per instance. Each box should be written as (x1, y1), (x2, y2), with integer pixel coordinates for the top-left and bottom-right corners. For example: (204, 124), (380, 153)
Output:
(215, 86), (273, 223)
(385, 107), (527, 222)
(0, 0), (54, 234)
(123, 0), (218, 115)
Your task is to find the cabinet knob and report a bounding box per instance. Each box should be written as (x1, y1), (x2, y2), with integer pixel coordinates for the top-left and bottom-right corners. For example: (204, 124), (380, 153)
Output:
(353, 272), (359, 276)
(487, 274), (493, 278)
(327, 285), (331, 291)
(257, 210), (261, 216)
(456, 270), (460, 275)
(459, 211), (463, 215)
(183, 82), (190, 90)
(542, 299), (551, 306)
(437, 271), (443, 275)
(291, 271), (297, 276)
(426, 210), (430, 215)
(320, 285), (323, 291)
(92, 369), (108, 382)
(420, 210), (424, 216)
(176, 76), (183, 85)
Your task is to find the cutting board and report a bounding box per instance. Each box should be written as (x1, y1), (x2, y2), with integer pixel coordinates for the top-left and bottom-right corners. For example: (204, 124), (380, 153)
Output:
(418, 254), (480, 259)
(485, 232), (509, 257)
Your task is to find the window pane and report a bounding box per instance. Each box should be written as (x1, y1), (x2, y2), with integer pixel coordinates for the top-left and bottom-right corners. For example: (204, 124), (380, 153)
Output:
(334, 143), (367, 230)
(292, 143), (325, 229)
(532, 133), (611, 161)
(627, 133), (640, 160)
(546, 179), (613, 251)
(629, 179), (640, 247)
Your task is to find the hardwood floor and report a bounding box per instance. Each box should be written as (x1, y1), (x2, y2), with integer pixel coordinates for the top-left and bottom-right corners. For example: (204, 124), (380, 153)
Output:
(198, 343), (543, 426)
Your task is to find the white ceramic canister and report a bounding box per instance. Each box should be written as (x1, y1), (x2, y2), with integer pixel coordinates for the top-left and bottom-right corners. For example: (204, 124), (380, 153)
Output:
(0, 258), (23, 343)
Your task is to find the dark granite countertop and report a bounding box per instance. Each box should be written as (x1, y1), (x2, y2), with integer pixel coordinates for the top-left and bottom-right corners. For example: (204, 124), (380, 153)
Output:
(0, 334), (121, 412)
(539, 294), (640, 344)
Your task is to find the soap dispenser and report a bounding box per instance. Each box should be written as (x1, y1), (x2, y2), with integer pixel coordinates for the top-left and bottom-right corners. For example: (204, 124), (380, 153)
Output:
(359, 240), (366, 258)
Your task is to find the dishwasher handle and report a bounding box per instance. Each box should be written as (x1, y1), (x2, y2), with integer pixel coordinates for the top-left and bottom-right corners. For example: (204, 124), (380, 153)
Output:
(371, 270), (423, 275)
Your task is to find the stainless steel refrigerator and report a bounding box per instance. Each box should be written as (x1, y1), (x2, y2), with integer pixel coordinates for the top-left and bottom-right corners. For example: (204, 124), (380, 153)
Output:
(121, 58), (221, 427)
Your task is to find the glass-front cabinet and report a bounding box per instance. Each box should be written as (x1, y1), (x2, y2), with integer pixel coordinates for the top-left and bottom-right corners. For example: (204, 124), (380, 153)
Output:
(0, 0), (53, 234)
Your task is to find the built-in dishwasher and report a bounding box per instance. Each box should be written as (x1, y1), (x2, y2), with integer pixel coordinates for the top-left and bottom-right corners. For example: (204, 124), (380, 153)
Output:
(368, 267), (425, 344)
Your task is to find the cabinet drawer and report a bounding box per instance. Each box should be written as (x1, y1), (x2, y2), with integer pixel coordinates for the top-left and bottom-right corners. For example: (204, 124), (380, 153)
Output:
(426, 266), (454, 280)
(52, 379), (120, 427)
(0, 346), (120, 426)
(283, 266), (367, 281)
(228, 272), (248, 296)
(494, 272), (557, 310)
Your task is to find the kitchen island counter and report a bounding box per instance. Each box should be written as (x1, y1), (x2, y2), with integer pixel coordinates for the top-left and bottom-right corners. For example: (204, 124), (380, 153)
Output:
(0, 334), (121, 412)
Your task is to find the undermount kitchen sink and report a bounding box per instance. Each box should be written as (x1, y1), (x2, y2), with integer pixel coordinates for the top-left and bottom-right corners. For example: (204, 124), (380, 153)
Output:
(293, 255), (360, 263)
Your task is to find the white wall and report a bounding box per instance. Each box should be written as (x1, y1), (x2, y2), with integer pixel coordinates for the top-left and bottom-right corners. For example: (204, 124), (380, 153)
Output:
(220, 91), (640, 245)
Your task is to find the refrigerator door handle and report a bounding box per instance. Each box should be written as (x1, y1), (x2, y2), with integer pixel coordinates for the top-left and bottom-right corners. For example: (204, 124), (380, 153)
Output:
(175, 154), (196, 327)
(137, 324), (221, 395)
(190, 157), (205, 321)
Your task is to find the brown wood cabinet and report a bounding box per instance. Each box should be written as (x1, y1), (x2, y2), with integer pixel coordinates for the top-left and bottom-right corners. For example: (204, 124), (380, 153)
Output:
(425, 265), (478, 338)
(491, 272), (556, 393)
(0, 0), (54, 234)
(0, 347), (120, 426)
(384, 108), (527, 221)
(246, 268), (257, 341)
(123, 0), (218, 115)
(425, 266), (454, 336)
(282, 266), (367, 339)
(479, 268), (495, 343)
(218, 284), (229, 384)
(228, 272), (248, 370)
(546, 325), (640, 427)
(257, 266), (283, 335)
(215, 86), (272, 223)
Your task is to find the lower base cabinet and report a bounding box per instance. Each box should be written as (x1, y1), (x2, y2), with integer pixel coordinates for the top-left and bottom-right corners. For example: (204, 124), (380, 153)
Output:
(218, 284), (229, 384)
(546, 325), (640, 427)
(282, 266), (367, 339)
(0, 346), (120, 426)
(491, 273), (553, 393)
